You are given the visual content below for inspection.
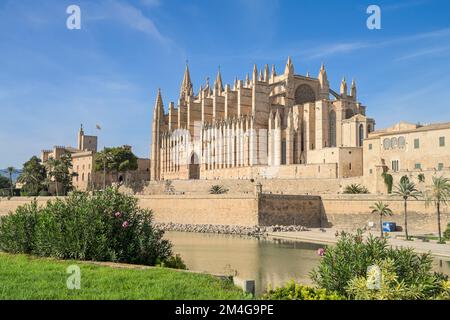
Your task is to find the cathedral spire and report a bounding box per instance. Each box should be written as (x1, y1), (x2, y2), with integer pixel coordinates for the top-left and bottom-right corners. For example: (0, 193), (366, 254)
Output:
(264, 64), (269, 82)
(154, 88), (164, 119)
(350, 79), (357, 99)
(179, 62), (193, 100)
(318, 63), (328, 84)
(270, 64), (277, 82)
(245, 73), (251, 87)
(204, 77), (212, 97)
(252, 64), (258, 84)
(340, 77), (348, 97)
(284, 56), (294, 75)
(214, 66), (224, 93)
(233, 77), (238, 91)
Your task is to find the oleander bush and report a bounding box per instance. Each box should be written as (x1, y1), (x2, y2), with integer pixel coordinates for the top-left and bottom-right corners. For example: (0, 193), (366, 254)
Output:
(310, 230), (449, 300)
(262, 281), (344, 300)
(0, 188), (178, 267)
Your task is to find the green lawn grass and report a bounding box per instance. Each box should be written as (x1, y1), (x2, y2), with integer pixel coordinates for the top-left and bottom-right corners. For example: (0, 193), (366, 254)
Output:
(0, 253), (249, 300)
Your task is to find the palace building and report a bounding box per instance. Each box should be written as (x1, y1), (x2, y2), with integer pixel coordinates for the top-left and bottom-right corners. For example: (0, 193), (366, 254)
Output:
(150, 57), (375, 181)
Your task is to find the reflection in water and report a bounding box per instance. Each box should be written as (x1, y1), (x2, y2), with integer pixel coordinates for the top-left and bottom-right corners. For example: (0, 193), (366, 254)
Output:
(165, 231), (450, 296)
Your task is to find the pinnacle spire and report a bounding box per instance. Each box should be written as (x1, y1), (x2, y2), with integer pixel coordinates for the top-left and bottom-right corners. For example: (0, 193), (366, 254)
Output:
(154, 88), (164, 119)
(340, 78), (348, 96)
(264, 64), (269, 82)
(180, 62), (193, 100)
(252, 64), (258, 83)
(285, 56), (294, 75)
(245, 73), (250, 87)
(215, 66), (224, 92)
(271, 64), (277, 79)
(350, 79), (357, 98)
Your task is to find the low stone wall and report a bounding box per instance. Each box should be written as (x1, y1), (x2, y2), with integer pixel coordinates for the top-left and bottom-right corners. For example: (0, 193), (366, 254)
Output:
(0, 194), (322, 228)
(258, 194), (321, 227)
(321, 194), (449, 233)
(0, 197), (56, 216)
(138, 194), (259, 226)
(1, 193), (447, 234)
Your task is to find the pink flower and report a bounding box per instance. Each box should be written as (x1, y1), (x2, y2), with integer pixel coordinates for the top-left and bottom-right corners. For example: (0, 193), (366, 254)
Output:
(317, 248), (326, 257)
(122, 221), (129, 229)
(114, 212), (122, 218)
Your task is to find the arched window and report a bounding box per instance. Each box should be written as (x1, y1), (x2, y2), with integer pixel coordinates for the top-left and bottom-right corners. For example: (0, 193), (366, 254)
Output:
(329, 110), (336, 147)
(359, 124), (364, 147)
(294, 84), (316, 104)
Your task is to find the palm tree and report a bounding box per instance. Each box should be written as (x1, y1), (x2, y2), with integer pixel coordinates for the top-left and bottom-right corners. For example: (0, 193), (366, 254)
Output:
(393, 178), (421, 240)
(6, 166), (16, 197)
(424, 176), (450, 243)
(370, 201), (393, 238)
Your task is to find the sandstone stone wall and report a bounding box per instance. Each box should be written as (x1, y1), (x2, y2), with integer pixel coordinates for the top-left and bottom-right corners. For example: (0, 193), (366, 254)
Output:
(258, 194), (321, 227)
(138, 195), (259, 226)
(1, 193), (447, 234)
(321, 194), (449, 233)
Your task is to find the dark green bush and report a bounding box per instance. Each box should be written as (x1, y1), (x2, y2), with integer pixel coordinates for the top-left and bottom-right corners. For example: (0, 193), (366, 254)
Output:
(209, 185), (229, 194)
(262, 281), (343, 300)
(0, 202), (38, 253)
(0, 188), (177, 267)
(310, 230), (449, 299)
(444, 224), (450, 240)
(158, 254), (187, 270)
(343, 184), (369, 194)
(38, 190), (51, 197)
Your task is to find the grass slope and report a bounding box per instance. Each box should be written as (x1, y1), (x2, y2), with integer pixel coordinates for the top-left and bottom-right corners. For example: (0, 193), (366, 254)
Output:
(0, 253), (248, 300)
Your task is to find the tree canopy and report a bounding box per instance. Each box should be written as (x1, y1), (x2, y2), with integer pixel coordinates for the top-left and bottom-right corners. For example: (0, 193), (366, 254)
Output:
(94, 146), (138, 174)
(17, 156), (47, 196)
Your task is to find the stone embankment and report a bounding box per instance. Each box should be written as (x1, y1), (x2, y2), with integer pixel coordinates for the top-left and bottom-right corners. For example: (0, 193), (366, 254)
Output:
(154, 222), (308, 236)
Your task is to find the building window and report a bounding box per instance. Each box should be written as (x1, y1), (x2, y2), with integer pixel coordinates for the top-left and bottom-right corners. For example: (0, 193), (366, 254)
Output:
(368, 144), (372, 150)
(414, 138), (420, 149)
(390, 137), (398, 149)
(358, 124), (364, 147)
(438, 163), (444, 171)
(383, 138), (391, 150)
(415, 163), (422, 170)
(439, 136), (445, 147)
(82, 173), (85, 181)
(398, 136), (406, 149)
(349, 163), (352, 171)
(369, 169), (373, 174)
(392, 160), (399, 172)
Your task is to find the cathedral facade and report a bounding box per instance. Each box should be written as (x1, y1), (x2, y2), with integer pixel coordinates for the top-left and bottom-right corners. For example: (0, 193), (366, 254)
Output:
(150, 58), (375, 181)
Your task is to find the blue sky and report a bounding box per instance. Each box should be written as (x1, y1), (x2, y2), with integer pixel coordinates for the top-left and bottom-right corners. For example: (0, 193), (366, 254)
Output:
(1, 0), (450, 168)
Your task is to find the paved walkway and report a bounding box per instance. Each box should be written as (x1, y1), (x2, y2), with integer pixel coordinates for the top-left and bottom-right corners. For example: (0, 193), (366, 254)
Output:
(267, 228), (450, 259)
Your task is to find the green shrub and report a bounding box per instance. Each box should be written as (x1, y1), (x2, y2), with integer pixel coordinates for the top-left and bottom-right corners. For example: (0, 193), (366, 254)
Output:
(346, 258), (450, 300)
(262, 281), (344, 300)
(310, 230), (449, 299)
(158, 254), (187, 270)
(38, 190), (51, 197)
(444, 224), (450, 240)
(382, 172), (393, 193)
(0, 188), (178, 267)
(343, 184), (369, 194)
(209, 185), (229, 194)
(0, 202), (38, 254)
